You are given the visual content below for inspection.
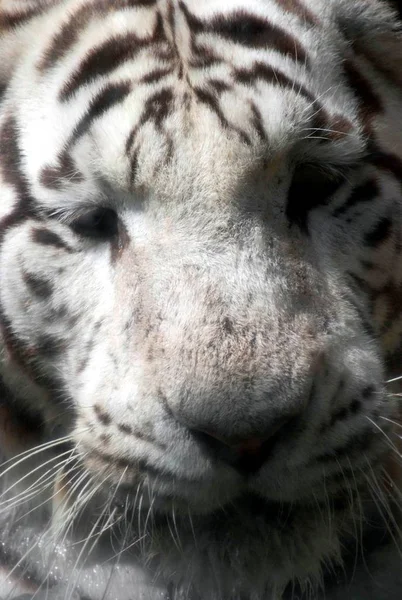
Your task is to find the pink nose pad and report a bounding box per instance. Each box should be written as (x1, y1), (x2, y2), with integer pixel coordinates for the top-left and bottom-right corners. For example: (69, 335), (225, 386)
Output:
(194, 416), (294, 474)
(231, 438), (265, 456)
(202, 416), (291, 453)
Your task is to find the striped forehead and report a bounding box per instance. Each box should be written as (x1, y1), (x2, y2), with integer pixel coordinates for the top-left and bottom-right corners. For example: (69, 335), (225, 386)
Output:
(15, 0), (364, 204)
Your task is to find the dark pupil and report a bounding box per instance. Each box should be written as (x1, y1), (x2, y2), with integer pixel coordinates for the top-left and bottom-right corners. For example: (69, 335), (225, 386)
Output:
(71, 208), (118, 238)
(286, 165), (344, 231)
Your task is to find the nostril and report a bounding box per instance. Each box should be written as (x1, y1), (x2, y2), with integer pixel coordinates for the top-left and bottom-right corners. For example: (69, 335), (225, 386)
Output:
(191, 416), (296, 474)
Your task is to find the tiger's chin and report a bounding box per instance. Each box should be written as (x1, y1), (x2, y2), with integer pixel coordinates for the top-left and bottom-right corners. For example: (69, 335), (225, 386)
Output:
(140, 494), (342, 599)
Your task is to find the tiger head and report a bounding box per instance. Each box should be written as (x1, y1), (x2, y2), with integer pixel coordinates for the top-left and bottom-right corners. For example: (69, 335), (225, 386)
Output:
(0, 0), (401, 598)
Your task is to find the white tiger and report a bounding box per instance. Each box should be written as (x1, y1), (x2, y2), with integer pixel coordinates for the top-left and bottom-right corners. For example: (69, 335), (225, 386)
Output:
(0, 0), (402, 598)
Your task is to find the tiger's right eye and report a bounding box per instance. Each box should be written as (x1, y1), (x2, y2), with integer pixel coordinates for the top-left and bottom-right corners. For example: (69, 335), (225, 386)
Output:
(286, 164), (345, 230)
(70, 207), (119, 240)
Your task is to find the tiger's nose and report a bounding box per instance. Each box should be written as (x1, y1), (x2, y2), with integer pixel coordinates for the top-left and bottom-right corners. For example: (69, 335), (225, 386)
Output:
(191, 416), (295, 475)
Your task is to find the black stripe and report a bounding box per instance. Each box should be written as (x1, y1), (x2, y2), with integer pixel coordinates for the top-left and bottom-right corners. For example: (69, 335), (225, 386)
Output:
(0, 2), (55, 30)
(69, 81), (132, 145)
(234, 62), (314, 103)
(342, 59), (382, 132)
(32, 227), (73, 252)
(0, 83), (8, 103)
(235, 62), (353, 141)
(315, 428), (374, 463)
(35, 334), (66, 357)
(369, 148), (402, 183)
(40, 152), (83, 189)
(138, 87), (174, 130)
(180, 3), (309, 67)
(0, 116), (38, 244)
(332, 179), (379, 218)
(140, 66), (174, 84)
(249, 101), (267, 142)
(59, 28), (163, 102)
(194, 87), (251, 145)
(37, 0), (157, 71)
(40, 82), (130, 191)
(126, 87), (175, 153)
(22, 272), (54, 299)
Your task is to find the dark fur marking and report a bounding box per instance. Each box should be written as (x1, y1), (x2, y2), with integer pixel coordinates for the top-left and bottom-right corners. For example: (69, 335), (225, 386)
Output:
(36, 334), (65, 356)
(194, 86), (251, 145)
(208, 79), (231, 94)
(129, 148), (140, 184)
(350, 399), (362, 414)
(332, 179), (379, 218)
(77, 320), (103, 374)
(86, 447), (161, 478)
(330, 406), (348, 425)
(158, 388), (175, 420)
(360, 259), (375, 271)
(32, 228), (73, 252)
(234, 62), (314, 105)
(118, 421), (165, 448)
(141, 87), (174, 129)
(343, 59), (383, 132)
(349, 297), (376, 340)
(22, 272), (53, 299)
(125, 88), (175, 176)
(309, 105), (354, 144)
(40, 152), (83, 189)
(45, 305), (71, 322)
(329, 399), (362, 428)
(126, 87), (174, 156)
(0, 3), (53, 30)
(189, 42), (223, 68)
(249, 101), (268, 142)
(222, 317), (235, 334)
(180, 4), (309, 66)
(59, 29), (163, 102)
(93, 404), (112, 426)
(70, 81), (132, 146)
(118, 423), (133, 435)
(140, 66), (174, 84)
(37, 0), (157, 71)
(0, 117), (38, 244)
(347, 271), (372, 297)
(0, 309), (62, 395)
(0, 83), (8, 103)
(364, 217), (392, 247)
(362, 385), (375, 399)
(369, 149), (402, 183)
(316, 428), (373, 462)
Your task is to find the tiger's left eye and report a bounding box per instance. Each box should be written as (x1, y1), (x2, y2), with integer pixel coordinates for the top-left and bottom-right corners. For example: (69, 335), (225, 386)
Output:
(286, 164), (345, 230)
(70, 207), (118, 239)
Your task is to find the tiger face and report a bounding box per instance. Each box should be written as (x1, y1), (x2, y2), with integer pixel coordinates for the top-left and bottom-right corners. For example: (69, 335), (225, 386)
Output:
(0, 0), (401, 598)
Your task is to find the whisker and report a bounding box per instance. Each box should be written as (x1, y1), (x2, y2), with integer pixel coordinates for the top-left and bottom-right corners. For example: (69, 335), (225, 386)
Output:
(13, 462), (83, 527)
(0, 434), (75, 478)
(0, 447), (76, 506)
(366, 416), (401, 457)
